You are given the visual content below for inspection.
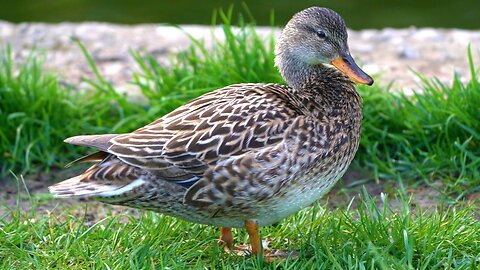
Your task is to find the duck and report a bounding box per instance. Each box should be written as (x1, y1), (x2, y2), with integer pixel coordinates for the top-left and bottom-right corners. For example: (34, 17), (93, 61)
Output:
(49, 6), (373, 256)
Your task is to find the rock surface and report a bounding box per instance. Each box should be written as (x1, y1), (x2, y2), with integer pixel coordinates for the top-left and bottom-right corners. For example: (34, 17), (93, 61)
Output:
(1, 21), (479, 93)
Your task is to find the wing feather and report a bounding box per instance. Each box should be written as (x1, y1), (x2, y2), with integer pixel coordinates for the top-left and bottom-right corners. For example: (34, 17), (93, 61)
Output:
(107, 83), (305, 185)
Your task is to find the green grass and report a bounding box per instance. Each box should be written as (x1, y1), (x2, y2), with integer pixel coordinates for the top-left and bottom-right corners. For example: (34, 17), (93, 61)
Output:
(1, 189), (479, 269)
(357, 58), (480, 198)
(0, 46), (144, 175)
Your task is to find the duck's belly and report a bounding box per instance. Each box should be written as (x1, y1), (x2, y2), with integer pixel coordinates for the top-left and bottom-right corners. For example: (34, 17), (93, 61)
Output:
(189, 169), (344, 227)
(163, 167), (347, 228)
(252, 173), (339, 227)
(109, 158), (350, 228)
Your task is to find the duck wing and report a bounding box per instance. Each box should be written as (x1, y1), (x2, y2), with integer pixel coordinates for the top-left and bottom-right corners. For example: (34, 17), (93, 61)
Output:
(107, 83), (304, 188)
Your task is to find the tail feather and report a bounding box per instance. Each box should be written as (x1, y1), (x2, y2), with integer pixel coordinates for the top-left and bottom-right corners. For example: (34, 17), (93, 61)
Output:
(51, 147), (146, 201)
(49, 175), (145, 199)
(65, 151), (109, 168)
(64, 134), (119, 152)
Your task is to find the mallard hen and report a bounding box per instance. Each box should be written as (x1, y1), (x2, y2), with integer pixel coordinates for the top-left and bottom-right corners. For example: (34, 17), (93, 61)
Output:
(49, 6), (373, 256)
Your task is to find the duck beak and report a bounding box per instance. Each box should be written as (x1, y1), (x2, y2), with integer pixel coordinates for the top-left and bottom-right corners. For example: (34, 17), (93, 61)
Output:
(330, 53), (374, 85)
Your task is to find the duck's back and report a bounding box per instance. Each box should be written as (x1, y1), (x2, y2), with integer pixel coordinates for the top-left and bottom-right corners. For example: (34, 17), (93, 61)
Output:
(108, 83), (305, 183)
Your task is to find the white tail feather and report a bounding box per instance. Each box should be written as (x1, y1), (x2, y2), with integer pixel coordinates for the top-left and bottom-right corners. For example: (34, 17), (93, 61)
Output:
(49, 176), (145, 198)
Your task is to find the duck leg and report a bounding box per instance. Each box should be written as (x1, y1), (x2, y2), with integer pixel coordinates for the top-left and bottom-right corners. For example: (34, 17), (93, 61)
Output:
(245, 220), (261, 256)
(218, 227), (234, 251)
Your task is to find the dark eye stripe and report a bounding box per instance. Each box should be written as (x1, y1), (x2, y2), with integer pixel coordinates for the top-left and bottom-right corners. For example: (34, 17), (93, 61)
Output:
(303, 25), (327, 39)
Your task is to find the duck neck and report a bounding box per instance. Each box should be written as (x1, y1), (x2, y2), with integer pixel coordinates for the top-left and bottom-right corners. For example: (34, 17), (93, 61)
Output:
(277, 54), (361, 121)
(276, 53), (349, 90)
(276, 53), (315, 90)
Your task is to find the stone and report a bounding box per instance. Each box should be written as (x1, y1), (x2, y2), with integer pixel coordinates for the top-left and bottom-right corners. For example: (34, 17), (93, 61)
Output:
(399, 47), (420, 60)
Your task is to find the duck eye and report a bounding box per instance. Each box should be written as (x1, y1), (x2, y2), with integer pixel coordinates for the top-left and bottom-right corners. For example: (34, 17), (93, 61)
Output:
(317, 30), (327, 39)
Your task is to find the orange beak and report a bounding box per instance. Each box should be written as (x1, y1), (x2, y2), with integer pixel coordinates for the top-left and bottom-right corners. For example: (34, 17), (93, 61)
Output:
(330, 53), (374, 85)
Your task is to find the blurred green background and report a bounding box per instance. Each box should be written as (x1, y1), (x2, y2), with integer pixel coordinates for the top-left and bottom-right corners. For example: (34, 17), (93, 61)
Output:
(0, 0), (479, 29)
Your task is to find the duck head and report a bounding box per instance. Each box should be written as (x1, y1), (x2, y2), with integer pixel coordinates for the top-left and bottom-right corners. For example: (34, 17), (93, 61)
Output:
(275, 7), (374, 87)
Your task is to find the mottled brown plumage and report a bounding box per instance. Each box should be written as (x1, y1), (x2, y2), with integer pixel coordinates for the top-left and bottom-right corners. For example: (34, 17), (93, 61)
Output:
(49, 6), (373, 255)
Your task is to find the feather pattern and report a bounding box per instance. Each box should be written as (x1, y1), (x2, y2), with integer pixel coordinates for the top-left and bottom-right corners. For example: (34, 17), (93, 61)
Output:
(49, 7), (372, 230)
(50, 79), (362, 227)
(108, 84), (304, 183)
